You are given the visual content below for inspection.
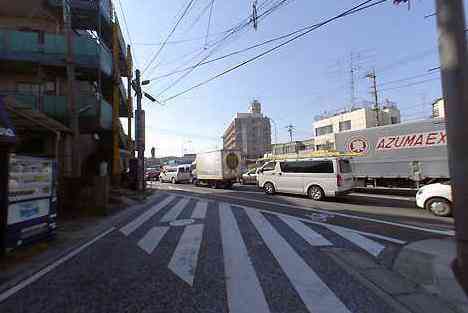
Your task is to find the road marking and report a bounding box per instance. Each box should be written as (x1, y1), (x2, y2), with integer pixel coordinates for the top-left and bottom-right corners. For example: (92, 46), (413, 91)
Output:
(244, 207), (351, 313)
(191, 201), (208, 219)
(279, 216), (332, 246)
(219, 203), (271, 313)
(0, 227), (115, 304)
(191, 192), (454, 236)
(168, 224), (204, 286)
(258, 209), (406, 245)
(160, 198), (190, 222)
(137, 226), (170, 254)
(120, 196), (174, 236)
(326, 224), (385, 257)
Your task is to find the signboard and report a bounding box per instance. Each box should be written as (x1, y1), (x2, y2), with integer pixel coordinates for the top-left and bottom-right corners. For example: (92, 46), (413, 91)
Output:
(376, 130), (447, 151)
(8, 155), (53, 202)
(346, 136), (370, 154)
(0, 96), (16, 145)
(7, 199), (50, 225)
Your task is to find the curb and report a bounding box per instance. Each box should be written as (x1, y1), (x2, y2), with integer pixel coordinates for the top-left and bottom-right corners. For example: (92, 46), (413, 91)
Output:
(392, 238), (468, 313)
(0, 192), (165, 297)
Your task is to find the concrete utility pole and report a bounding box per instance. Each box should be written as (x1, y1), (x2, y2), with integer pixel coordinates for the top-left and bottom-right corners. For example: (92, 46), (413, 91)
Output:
(435, 0), (468, 295)
(366, 69), (380, 126)
(127, 45), (133, 157)
(133, 69), (145, 191)
(63, 0), (80, 177)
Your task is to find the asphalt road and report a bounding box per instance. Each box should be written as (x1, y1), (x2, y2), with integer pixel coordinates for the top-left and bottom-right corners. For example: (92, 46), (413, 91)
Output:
(0, 184), (454, 313)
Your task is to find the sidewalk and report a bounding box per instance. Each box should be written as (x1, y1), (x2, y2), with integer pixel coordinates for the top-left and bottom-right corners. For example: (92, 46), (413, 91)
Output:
(0, 189), (160, 294)
(392, 238), (468, 313)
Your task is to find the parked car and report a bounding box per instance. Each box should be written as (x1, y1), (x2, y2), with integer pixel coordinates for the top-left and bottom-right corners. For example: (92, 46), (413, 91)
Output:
(145, 170), (160, 181)
(257, 157), (354, 200)
(240, 168), (258, 185)
(416, 181), (452, 217)
(159, 164), (192, 184)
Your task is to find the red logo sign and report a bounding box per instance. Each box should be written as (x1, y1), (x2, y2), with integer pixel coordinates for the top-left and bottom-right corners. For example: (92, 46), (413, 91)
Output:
(346, 137), (369, 154)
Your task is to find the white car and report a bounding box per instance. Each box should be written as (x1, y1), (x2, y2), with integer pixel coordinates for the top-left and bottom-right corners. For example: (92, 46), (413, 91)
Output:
(240, 168), (258, 185)
(416, 181), (453, 217)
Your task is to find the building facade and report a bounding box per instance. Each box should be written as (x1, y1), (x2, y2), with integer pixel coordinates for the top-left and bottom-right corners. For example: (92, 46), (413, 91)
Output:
(0, 1), (132, 179)
(313, 105), (401, 150)
(271, 138), (315, 155)
(432, 98), (445, 118)
(223, 100), (271, 161)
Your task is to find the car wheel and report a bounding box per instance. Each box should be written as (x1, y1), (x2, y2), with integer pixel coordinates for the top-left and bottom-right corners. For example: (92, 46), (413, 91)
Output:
(171, 177), (176, 184)
(264, 182), (275, 195)
(425, 197), (452, 217)
(308, 185), (325, 201)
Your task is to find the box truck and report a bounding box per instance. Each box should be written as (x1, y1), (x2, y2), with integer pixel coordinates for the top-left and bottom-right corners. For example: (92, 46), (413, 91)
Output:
(193, 149), (241, 188)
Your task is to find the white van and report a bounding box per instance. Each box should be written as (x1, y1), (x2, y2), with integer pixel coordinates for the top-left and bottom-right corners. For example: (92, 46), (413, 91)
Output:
(160, 164), (192, 184)
(257, 158), (354, 200)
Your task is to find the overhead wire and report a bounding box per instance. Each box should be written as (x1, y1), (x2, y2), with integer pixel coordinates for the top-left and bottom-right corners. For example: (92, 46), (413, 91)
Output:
(154, 0), (296, 97)
(116, 0), (139, 67)
(377, 72), (439, 87)
(161, 0), (388, 103)
(142, 0), (197, 74)
(205, 0), (215, 47)
(379, 77), (440, 92)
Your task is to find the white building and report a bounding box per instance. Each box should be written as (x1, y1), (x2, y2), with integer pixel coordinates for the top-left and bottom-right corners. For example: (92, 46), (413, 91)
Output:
(313, 105), (401, 150)
(432, 98), (445, 118)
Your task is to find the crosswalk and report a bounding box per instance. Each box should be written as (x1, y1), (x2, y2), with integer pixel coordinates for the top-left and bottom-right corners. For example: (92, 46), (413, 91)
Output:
(119, 194), (403, 313)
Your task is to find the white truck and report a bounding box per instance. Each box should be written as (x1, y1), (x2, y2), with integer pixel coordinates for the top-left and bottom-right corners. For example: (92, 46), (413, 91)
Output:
(193, 149), (242, 188)
(334, 118), (449, 189)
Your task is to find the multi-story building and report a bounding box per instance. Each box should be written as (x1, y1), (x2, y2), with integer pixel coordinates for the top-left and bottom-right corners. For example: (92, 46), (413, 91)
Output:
(0, 1), (132, 179)
(223, 100), (271, 161)
(313, 105), (401, 150)
(432, 98), (445, 118)
(271, 138), (315, 155)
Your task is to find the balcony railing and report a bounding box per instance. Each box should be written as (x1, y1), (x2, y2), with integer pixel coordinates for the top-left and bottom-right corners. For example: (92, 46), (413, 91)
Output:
(4, 93), (113, 133)
(47, 0), (111, 23)
(0, 29), (113, 76)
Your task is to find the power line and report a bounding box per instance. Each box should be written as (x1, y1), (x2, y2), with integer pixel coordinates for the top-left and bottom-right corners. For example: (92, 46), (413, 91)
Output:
(142, 0), (197, 74)
(379, 77), (440, 92)
(116, 0), (138, 67)
(205, 0), (215, 48)
(161, 0), (388, 103)
(154, 0), (295, 97)
(377, 72), (439, 87)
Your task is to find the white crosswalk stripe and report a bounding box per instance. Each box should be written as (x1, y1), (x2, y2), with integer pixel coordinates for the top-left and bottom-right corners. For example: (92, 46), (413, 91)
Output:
(219, 203), (271, 313)
(137, 226), (170, 254)
(160, 198), (190, 222)
(191, 201), (208, 219)
(279, 216), (333, 247)
(244, 206), (352, 313)
(120, 195), (402, 312)
(120, 196), (175, 236)
(168, 224), (204, 286)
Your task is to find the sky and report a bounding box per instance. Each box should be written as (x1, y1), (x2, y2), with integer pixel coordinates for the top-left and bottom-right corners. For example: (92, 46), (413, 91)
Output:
(115, 0), (468, 157)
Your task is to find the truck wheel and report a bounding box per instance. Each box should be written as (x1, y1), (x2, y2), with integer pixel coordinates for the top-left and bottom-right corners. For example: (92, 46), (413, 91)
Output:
(171, 177), (176, 184)
(264, 182), (275, 195)
(211, 183), (218, 189)
(425, 197), (452, 217)
(308, 185), (325, 201)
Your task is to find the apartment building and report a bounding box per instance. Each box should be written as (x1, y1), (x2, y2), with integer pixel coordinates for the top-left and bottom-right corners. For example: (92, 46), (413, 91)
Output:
(223, 100), (271, 161)
(0, 1), (132, 179)
(313, 105), (401, 150)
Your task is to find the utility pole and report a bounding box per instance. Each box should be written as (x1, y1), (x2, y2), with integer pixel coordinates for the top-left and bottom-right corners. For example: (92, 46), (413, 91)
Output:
(127, 45), (134, 157)
(366, 69), (380, 126)
(63, 0), (80, 177)
(349, 52), (357, 108)
(112, 20), (121, 185)
(435, 0), (468, 294)
(133, 69), (145, 191)
(286, 124), (295, 142)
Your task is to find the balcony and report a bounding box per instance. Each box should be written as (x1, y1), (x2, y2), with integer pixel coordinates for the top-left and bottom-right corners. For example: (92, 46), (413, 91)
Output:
(2, 93), (113, 133)
(0, 30), (113, 76)
(46, 0), (112, 26)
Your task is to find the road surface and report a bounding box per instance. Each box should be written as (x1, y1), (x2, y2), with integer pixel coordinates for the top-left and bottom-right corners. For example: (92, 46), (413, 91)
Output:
(0, 185), (454, 313)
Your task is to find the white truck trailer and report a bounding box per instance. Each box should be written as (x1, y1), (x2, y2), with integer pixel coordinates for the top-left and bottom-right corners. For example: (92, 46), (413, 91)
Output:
(193, 149), (241, 188)
(334, 118), (449, 188)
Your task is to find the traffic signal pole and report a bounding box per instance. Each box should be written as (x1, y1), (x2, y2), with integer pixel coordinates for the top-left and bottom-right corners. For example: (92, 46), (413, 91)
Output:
(435, 0), (468, 294)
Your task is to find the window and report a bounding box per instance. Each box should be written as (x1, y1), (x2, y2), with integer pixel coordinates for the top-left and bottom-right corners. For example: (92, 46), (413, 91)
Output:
(391, 116), (399, 124)
(262, 162), (276, 172)
(339, 120), (351, 132)
(315, 125), (333, 136)
(17, 83), (40, 95)
(280, 160), (334, 173)
(316, 142), (334, 151)
(338, 159), (352, 173)
(178, 167), (185, 173)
